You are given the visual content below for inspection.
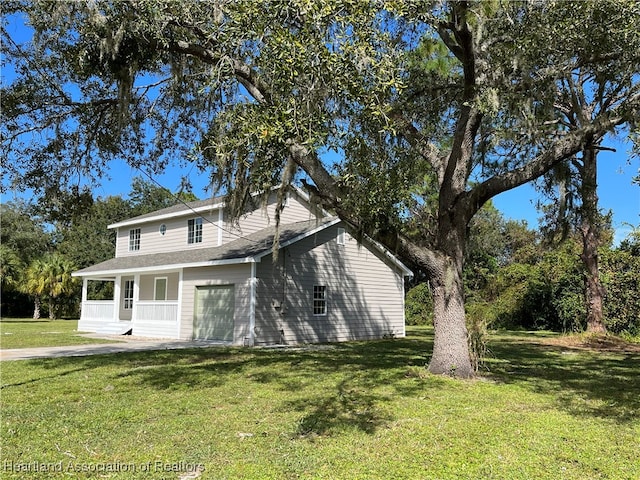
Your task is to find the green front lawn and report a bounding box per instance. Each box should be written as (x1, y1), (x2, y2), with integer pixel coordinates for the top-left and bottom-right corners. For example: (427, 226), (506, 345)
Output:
(0, 318), (121, 349)
(1, 327), (638, 479)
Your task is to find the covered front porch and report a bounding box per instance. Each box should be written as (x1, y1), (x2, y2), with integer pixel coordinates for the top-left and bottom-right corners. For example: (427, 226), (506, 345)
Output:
(77, 270), (182, 339)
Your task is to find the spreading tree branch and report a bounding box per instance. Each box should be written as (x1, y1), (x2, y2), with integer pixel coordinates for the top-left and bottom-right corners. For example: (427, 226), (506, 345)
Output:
(465, 111), (628, 221)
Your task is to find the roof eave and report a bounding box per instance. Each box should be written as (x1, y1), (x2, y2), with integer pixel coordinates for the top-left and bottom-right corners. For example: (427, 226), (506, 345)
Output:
(107, 185), (326, 230)
(252, 217), (413, 278)
(108, 202), (225, 230)
(253, 218), (342, 261)
(72, 256), (257, 278)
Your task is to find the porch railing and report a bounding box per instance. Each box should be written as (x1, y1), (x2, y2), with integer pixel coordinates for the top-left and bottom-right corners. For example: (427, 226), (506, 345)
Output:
(135, 301), (179, 322)
(134, 301), (179, 338)
(78, 300), (180, 338)
(80, 300), (115, 321)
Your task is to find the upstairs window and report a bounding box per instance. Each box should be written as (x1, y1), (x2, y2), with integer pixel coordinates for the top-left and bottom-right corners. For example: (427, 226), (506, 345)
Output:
(313, 285), (327, 316)
(129, 228), (141, 251)
(337, 228), (346, 245)
(188, 218), (203, 244)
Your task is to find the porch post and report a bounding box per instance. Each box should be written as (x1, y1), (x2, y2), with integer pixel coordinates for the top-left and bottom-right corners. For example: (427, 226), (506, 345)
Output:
(132, 274), (140, 325)
(176, 269), (184, 339)
(248, 261), (257, 347)
(80, 277), (88, 321)
(113, 275), (121, 322)
(81, 278), (88, 303)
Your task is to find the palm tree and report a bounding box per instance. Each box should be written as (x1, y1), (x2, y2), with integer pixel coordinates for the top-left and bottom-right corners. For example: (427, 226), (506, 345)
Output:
(21, 254), (78, 320)
(46, 254), (78, 319)
(0, 244), (23, 291)
(21, 258), (46, 319)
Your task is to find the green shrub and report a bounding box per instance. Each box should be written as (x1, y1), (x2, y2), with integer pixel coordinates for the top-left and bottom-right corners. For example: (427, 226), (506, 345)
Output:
(405, 282), (433, 325)
(466, 238), (640, 335)
(465, 307), (489, 371)
(601, 249), (640, 335)
(466, 241), (587, 332)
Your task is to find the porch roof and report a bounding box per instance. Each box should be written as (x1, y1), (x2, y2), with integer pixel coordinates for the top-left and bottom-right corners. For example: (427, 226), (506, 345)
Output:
(73, 218), (340, 277)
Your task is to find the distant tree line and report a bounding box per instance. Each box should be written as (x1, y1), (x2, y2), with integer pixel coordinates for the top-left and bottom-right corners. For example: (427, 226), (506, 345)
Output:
(3, 179), (638, 340)
(406, 202), (640, 338)
(0, 178), (196, 319)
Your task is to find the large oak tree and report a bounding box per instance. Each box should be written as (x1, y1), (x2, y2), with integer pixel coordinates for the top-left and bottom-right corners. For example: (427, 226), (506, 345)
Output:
(3, 0), (639, 377)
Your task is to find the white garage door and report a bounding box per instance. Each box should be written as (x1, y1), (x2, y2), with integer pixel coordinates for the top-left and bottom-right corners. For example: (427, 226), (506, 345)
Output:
(194, 285), (235, 341)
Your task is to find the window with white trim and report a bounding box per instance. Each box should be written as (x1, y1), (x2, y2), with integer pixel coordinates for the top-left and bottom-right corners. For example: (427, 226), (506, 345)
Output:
(313, 285), (327, 316)
(188, 218), (203, 244)
(337, 228), (346, 245)
(154, 277), (167, 301)
(123, 280), (134, 309)
(129, 228), (141, 251)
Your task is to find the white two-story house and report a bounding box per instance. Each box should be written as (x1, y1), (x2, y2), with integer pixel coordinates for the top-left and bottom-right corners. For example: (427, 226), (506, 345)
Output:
(72, 187), (412, 345)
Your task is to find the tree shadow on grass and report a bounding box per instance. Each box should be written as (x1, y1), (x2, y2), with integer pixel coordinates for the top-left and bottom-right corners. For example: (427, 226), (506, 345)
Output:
(6, 327), (638, 430)
(1, 348), (252, 391)
(3, 332), (440, 435)
(0, 366), (89, 389)
(0, 318), (55, 324)
(285, 377), (394, 437)
(485, 336), (640, 423)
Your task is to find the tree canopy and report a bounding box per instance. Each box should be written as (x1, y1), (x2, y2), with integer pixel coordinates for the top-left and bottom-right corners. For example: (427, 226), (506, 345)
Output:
(3, 0), (639, 377)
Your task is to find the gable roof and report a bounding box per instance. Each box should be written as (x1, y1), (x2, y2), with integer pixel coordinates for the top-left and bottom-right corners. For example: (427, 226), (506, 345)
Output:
(108, 185), (321, 230)
(108, 195), (226, 229)
(74, 218), (339, 277)
(73, 217), (413, 278)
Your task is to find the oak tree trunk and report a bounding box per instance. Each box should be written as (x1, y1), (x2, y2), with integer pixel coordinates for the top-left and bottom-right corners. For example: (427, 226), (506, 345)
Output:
(426, 202), (475, 378)
(428, 252), (474, 378)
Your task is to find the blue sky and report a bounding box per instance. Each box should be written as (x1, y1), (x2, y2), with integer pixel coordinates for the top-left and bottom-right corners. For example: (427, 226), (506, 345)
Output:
(493, 138), (639, 245)
(3, 13), (639, 245)
(81, 140), (639, 246)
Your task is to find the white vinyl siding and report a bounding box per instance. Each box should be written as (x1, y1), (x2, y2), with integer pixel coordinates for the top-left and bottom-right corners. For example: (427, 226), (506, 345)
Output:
(115, 209), (223, 257)
(113, 192), (322, 257)
(254, 224), (405, 345)
(81, 188), (411, 345)
(220, 191), (322, 244)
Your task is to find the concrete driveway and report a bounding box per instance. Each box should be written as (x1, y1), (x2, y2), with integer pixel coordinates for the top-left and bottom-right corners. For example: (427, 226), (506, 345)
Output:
(0, 336), (222, 361)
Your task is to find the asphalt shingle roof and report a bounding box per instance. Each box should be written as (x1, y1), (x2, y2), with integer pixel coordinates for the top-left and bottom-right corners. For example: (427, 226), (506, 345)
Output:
(111, 195), (227, 226)
(74, 218), (337, 276)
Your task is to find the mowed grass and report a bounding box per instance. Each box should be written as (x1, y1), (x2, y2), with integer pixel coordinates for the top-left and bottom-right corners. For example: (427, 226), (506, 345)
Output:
(0, 318), (121, 349)
(1, 327), (638, 479)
